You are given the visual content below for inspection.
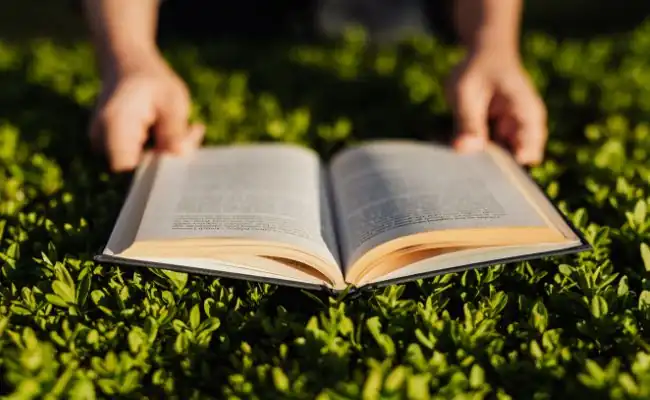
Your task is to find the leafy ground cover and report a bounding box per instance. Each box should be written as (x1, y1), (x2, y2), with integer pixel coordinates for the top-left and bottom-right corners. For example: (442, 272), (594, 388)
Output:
(3, 10), (650, 399)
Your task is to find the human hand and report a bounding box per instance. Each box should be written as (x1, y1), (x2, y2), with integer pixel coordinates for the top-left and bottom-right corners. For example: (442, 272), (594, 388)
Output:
(89, 53), (205, 172)
(445, 49), (548, 165)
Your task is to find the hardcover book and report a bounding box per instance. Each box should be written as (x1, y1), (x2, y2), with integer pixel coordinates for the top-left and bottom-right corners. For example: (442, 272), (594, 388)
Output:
(95, 140), (590, 292)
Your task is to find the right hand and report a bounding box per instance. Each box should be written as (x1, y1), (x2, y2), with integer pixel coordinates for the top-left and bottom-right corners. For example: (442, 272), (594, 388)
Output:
(89, 53), (205, 172)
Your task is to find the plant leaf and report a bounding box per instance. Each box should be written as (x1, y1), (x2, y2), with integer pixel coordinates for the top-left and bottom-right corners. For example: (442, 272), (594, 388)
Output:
(52, 281), (76, 304)
(641, 243), (650, 272)
(591, 295), (608, 318)
(46, 294), (69, 308)
(189, 304), (200, 331)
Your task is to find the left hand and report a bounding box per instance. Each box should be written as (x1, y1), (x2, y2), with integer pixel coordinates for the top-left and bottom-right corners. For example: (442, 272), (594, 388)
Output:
(445, 49), (548, 165)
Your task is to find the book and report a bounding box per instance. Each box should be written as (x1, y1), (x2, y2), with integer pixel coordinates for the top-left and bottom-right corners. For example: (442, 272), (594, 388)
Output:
(95, 140), (591, 292)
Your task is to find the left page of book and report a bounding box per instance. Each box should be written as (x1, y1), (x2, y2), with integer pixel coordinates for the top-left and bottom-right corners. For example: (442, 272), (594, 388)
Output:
(101, 144), (344, 288)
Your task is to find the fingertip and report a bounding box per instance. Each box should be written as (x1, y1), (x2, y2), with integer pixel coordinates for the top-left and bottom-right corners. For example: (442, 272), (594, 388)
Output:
(511, 131), (546, 166)
(514, 149), (544, 166)
(453, 133), (487, 153)
(505, 106), (548, 166)
(180, 124), (206, 154)
(155, 122), (188, 153)
(106, 141), (143, 173)
(109, 152), (141, 172)
(111, 164), (138, 173)
(190, 123), (206, 140)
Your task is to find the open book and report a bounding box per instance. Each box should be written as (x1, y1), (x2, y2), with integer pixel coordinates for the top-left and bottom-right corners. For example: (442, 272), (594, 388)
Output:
(95, 140), (590, 292)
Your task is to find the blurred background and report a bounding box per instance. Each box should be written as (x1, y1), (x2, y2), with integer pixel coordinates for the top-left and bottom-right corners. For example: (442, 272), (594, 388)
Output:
(2, 0), (650, 162)
(3, 0), (650, 44)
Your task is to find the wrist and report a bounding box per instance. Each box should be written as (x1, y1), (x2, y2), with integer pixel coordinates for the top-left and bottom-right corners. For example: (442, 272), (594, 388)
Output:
(465, 35), (521, 66)
(99, 43), (163, 78)
(467, 29), (519, 57)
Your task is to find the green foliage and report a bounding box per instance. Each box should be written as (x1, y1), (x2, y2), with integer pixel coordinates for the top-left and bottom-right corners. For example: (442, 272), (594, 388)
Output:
(3, 18), (650, 399)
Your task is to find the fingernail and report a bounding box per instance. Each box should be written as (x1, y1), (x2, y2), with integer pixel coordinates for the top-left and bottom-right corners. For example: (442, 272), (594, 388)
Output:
(454, 135), (485, 153)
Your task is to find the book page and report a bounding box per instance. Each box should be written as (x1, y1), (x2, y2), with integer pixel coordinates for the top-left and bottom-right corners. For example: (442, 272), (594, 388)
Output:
(369, 241), (581, 286)
(130, 144), (340, 268)
(103, 153), (159, 256)
(328, 141), (550, 270)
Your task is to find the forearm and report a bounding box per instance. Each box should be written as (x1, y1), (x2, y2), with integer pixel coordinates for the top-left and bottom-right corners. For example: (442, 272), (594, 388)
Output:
(452, 0), (522, 57)
(82, 0), (161, 75)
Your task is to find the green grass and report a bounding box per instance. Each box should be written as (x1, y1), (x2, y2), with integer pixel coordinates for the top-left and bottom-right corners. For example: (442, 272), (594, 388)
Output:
(3, 9), (650, 399)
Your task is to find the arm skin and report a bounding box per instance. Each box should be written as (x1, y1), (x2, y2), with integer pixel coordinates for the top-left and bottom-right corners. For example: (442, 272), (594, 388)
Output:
(82, 0), (161, 77)
(452, 0), (522, 60)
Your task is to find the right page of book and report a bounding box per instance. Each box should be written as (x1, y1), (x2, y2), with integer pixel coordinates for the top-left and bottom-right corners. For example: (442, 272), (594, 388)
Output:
(328, 140), (558, 274)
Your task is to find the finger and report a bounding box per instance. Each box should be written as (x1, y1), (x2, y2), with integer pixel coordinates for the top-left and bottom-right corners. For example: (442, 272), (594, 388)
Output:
(450, 80), (491, 153)
(179, 123), (206, 154)
(510, 98), (548, 165)
(514, 128), (547, 165)
(154, 94), (191, 153)
(101, 111), (150, 172)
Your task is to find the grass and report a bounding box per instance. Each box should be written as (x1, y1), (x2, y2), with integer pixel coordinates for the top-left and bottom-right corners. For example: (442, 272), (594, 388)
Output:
(3, 4), (650, 399)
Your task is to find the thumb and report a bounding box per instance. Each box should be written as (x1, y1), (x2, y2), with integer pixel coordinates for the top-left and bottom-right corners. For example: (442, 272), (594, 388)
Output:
(154, 98), (191, 153)
(451, 81), (490, 153)
(102, 114), (149, 172)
